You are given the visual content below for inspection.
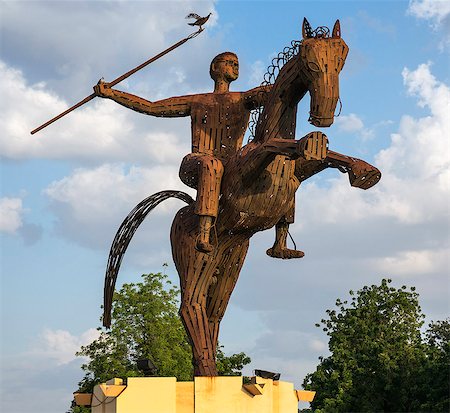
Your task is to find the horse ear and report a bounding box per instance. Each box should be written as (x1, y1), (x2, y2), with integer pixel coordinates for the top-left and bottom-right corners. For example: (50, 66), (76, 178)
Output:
(302, 18), (313, 39)
(332, 20), (341, 38)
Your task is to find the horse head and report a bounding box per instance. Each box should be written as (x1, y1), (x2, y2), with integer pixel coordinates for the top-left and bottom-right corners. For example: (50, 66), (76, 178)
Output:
(299, 18), (349, 127)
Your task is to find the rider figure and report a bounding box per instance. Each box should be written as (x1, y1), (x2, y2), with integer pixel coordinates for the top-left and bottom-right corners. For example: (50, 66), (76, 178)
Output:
(94, 52), (301, 257)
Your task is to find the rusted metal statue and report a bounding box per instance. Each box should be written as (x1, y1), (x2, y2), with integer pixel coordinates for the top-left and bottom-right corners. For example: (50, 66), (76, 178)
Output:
(101, 18), (381, 376)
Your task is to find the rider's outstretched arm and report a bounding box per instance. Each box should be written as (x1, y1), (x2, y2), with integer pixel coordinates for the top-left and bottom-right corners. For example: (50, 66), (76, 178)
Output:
(243, 85), (273, 110)
(93, 80), (191, 117)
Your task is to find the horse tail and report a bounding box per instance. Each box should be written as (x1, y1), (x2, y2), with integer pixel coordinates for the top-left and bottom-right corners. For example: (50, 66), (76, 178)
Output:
(103, 190), (194, 327)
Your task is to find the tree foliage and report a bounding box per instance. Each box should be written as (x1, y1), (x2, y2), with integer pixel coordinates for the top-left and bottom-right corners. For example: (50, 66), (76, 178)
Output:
(419, 319), (450, 412)
(303, 279), (449, 412)
(75, 272), (251, 396)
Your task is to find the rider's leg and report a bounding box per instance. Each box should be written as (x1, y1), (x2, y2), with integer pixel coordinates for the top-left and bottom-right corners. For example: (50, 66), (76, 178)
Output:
(266, 207), (305, 259)
(179, 154), (224, 253)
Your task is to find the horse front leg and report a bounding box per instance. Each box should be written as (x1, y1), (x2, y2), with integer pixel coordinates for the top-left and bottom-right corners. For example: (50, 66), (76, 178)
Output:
(295, 150), (381, 189)
(242, 131), (329, 186)
(266, 213), (306, 259)
(329, 152), (381, 189)
(263, 132), (329, 260)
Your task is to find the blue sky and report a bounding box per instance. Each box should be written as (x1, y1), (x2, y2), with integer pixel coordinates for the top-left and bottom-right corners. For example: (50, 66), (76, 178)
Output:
(1, 1), (449, 411)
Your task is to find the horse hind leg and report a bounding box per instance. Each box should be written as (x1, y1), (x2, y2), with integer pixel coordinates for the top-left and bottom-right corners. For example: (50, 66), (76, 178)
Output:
(206, 237), (250, 359)
(171, 208), (219, 376)
(265, 132), (328, 260)
(178, 254), (219, 376)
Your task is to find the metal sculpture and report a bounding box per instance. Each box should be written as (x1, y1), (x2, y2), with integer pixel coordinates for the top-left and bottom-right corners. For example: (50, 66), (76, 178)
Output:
(101, 18), (381, 376)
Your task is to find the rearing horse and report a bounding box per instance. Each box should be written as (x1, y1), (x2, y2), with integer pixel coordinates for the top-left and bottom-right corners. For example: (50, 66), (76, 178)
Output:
(103, 19), (381, 376)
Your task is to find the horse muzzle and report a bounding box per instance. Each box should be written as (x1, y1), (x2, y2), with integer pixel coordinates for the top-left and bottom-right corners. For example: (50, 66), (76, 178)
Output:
(308, 113), (334, 127)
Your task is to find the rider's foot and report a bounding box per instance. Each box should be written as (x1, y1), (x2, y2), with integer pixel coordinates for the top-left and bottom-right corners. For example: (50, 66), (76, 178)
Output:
(196, 215), (214, 253)
(195, 240), (214, 254)
(266, 247), (305, 259)
(348, 160), (381, 190)
(299, 131), (328, 161)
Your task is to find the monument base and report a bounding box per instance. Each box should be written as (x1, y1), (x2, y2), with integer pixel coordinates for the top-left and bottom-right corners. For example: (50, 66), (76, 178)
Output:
(77, 376), (315, 412)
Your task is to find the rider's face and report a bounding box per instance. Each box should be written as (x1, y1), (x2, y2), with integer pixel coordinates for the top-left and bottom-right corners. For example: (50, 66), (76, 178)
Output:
(215, 57), (239, 82)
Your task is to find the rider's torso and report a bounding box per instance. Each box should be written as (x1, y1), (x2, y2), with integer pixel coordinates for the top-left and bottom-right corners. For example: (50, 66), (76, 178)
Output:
(190, 92), (250, 162)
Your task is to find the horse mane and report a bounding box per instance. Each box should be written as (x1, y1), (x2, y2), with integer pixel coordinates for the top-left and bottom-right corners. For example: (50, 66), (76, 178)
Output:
(248, 24), (333, 141)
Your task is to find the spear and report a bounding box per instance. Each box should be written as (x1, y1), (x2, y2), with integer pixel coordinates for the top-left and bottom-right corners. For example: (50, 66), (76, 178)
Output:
(31, 28), (203, 135)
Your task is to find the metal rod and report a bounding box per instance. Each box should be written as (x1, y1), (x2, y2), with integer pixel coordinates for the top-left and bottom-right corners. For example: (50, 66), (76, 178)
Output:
(31, 29), (202, 135)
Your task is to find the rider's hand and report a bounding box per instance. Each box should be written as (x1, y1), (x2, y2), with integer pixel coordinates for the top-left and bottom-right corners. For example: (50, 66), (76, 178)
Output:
(93, 78), (112, 97)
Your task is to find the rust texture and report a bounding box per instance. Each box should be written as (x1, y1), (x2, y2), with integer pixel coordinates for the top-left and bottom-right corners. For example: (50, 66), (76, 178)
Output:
(101, 18), (381, 376)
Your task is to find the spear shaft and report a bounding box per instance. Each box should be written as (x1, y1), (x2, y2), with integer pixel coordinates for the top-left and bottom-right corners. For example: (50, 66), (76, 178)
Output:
(31, 29), (202, 135)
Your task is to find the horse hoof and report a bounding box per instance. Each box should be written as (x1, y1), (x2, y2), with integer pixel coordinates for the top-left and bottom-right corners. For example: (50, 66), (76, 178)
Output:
(195, 241), (214, 254)
(266, 247), (305, 259)
(300, 131), (328, 161)
(348, 162), (382, 190)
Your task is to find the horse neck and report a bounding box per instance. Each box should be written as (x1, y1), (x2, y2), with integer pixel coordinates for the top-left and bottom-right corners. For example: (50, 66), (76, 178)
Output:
(253, 57), (307, 143)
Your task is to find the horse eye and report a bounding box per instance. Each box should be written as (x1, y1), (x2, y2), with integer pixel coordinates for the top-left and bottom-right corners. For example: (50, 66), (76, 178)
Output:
(307, 61), (321, 72)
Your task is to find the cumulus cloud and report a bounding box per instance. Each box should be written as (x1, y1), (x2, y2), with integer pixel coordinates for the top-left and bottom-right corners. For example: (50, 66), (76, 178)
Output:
(32, 328), (100, 365)
(374, 248), (448, 277)
(44, 163), (194, 248)
(1, 328), (100, 413)
(247, 60), (266, 87)
(408, 0), (450, 47)
(300, 63), (449, 226)
(335, 112), (374, 140)
(1, 1), (218, 100)
(0, 197), (24, 233)
(409, 0), (450, 25)
(0, 61), (191, 164)
(335, 113), (364, 133)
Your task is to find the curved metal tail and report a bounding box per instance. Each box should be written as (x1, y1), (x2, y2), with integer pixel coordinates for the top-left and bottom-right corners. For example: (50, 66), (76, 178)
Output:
(103, 190), (194, 327)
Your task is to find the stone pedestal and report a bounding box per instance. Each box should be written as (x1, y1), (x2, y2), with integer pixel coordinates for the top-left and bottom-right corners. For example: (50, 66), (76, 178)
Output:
(83, 376), (315, 413)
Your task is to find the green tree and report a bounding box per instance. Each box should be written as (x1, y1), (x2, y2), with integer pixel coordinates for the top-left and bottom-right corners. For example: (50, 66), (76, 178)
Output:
(73, 272), (251, 398)
(418, 319), (450, 412)
(303, 279), (428, 412)
(217, 346), (251, 376)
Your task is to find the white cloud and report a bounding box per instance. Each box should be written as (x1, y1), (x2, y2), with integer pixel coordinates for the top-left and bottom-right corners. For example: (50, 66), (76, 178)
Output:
(309, 338), (327, 352)
(1, 1), (218, 99)
(299, 63), (449, 226)
(44, 163), (194, 248)
(33, 328), (100, 365)
(335, 113), (364, 133)
(1, 328), (100, 413)
(0, 61), (190, 164)
(408, 0), (450, 47)
(409, 0), (450, 25)
(0, 197), (24, 233)
(373, 248), (449, 277)
(247, 60), (266, 87)
(335, 113), (374, 140)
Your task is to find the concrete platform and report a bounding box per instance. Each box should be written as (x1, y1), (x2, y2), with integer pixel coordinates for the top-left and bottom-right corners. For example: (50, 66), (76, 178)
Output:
(78, 376), (315, 412)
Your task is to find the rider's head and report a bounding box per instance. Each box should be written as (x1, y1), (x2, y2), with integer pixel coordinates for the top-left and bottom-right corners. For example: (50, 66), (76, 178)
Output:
(210, 52), (239, 83)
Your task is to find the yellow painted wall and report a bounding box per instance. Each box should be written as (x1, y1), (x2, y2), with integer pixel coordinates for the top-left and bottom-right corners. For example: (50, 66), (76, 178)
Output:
(91, 376), (311, 413)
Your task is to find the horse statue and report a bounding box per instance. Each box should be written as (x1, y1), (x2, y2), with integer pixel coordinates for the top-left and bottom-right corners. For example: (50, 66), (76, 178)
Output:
(103, 19), (381, 376)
